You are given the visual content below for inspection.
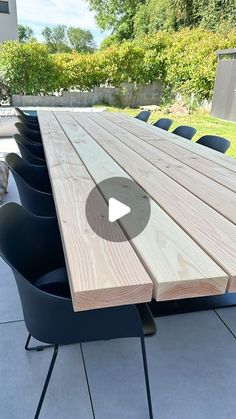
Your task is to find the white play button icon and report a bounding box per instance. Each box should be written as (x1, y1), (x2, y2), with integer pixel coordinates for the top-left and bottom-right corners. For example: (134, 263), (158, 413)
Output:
(109, 198), (131, 223)
(86, 177), (151, 242)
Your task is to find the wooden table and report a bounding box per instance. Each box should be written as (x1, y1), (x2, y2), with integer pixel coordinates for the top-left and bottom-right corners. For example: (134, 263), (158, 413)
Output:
(38, 111), (236, 312)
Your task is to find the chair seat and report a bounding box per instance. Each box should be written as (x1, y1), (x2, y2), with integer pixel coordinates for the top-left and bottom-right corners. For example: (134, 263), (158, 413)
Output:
(34, 267), (71, 298)
(35, 268), (156, 336)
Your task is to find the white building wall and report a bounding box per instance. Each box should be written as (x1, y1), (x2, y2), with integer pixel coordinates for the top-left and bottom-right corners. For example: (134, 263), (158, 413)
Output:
(0, 0), (18, 42)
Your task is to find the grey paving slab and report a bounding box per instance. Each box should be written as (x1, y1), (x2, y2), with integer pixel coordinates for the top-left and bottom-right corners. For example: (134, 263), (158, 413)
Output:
(82, 310), (236, 419)
(0, 257), (23, 323)
(0, 322), (94, 419)
(0, 137), (19, 157)
(0, 175), (22, 323)
(3, 172), (20, 205)
(216, 306), (236, 335)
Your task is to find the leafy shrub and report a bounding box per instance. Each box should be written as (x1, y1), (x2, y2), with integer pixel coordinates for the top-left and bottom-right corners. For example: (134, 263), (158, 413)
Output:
(164, 28), (236, 100)
(0, 42), (60, 97)
(101, 42), (147, 85)
(0, 29), (236, 101)
(53, 52), (107, 91)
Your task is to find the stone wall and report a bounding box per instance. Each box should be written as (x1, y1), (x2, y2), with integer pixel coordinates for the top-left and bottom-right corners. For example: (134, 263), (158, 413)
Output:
(12, 80), (162, 108)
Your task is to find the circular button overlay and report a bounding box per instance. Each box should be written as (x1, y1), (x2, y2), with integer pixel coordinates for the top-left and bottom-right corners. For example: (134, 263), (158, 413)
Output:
(85, 177), (151, 242)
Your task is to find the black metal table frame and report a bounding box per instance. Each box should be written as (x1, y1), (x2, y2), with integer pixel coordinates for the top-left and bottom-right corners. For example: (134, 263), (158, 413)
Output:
(149, 293), (236, 317)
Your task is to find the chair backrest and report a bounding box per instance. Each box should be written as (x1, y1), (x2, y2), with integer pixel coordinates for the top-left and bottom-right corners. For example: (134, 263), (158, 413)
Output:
(14, 134), (45, 160)
(15, 122), (42, 143)
(6, 153), (51, 193)
(17, 115), (39, 130)
(153, 118), (173, 131)
(14, 139), (46, 166)
(15, 107), (38, 122)
(15, 107), (27, 118)
(196, 135), (230, 153)
(135, 111), (151, 122)
(0, 203), (143, 345)
(0, 203), (63, 281)
(172, 125), (197, 140)
(0, 202), (72, 343)
(6, 154), (55, 216)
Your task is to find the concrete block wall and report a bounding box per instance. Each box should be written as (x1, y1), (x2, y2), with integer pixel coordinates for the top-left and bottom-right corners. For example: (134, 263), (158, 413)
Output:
(12, 80), (162, 108)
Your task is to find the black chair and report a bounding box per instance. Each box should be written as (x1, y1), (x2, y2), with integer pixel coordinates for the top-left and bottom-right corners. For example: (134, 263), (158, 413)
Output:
(196, 135), (230, 154)
(172, 125), (197, 140)
(5, 153), (55, 217)
(135, 111), (151, 122)
(14, 140), (46, 166)
(15, 122), (42, 143)
(17, 115), (40, 131)
(0, 202), (155, 419)
(15, 107), (39, 124)
(153, 118), (173, 131)
(6, 153), (51, 192)
(14, 134), (45, 160)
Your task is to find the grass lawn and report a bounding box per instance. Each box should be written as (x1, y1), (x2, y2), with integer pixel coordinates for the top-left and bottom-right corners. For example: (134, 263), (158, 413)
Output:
(102, 107), (236, 158)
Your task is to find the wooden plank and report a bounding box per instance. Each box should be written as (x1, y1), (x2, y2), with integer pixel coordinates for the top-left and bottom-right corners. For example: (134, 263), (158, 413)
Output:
(105, 112), (236, 193)
(106, 112), (236, 192)
(91, 112), (236, 224)
(53, 111), (228, 301)
(37, 111), (153, 311)
(111, 111), (236, 172)
(71, 112), (236, 292)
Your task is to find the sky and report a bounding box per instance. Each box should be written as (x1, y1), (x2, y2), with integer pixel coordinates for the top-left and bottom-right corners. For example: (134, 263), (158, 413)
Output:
(16, 0), (110, 46)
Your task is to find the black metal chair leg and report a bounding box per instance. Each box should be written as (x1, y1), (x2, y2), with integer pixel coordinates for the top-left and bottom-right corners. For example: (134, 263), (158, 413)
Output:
(25, 334), (55, 352)
(34, 345), (58, 419)
(140, 336), (154, 419)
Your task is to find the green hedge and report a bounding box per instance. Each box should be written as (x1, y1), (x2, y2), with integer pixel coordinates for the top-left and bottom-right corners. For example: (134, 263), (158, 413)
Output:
(0, 42), (59, 98)
(0, 28), (236, 102)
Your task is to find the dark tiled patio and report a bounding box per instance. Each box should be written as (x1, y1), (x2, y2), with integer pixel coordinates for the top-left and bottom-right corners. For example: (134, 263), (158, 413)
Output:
(1, 173), (236, 419)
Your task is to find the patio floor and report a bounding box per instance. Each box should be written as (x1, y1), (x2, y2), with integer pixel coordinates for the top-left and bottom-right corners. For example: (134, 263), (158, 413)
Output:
(1, 147), (236, 418)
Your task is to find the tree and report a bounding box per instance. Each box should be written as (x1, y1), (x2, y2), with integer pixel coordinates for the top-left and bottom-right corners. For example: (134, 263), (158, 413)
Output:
(134, 0), (176, 36)
(42, 25), (71, 53)
(86, 0), (144, 41)
(18, 24), (35, 43)
(88, 0), (236, 40)
(67, 27), (95, 52)
(100, 34), (119, 49)
(195, 0), (236, 31)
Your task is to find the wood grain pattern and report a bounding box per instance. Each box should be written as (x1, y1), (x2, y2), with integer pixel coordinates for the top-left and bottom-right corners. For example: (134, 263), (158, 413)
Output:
(106, 112), (236, 194)
(71, 112), (236, 292)
(38, 111), (153, 311)
(111, 112), (236, 173)
(91, 112), (236, 224)
(53, 111), (228, 301)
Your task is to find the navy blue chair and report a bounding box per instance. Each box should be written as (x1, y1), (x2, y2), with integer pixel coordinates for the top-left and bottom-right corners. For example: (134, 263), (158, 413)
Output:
(15, 107), (39, 124)
(153, 118), (173, 131)
(135, 111), (151, 122)
(5, 153), (55, 217)
(172, 125), (197, 140)
(17, 115), (40, 131)
(15, 122), (42, 144)
(14, 134), (45, 160)
(0, 202), (155, 419)
(196, 135), (230, 153)
(14, 140), (46, 166)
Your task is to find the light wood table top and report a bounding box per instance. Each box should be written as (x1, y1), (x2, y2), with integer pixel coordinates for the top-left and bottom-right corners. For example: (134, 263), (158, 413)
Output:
(38, 111), (236, 311)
